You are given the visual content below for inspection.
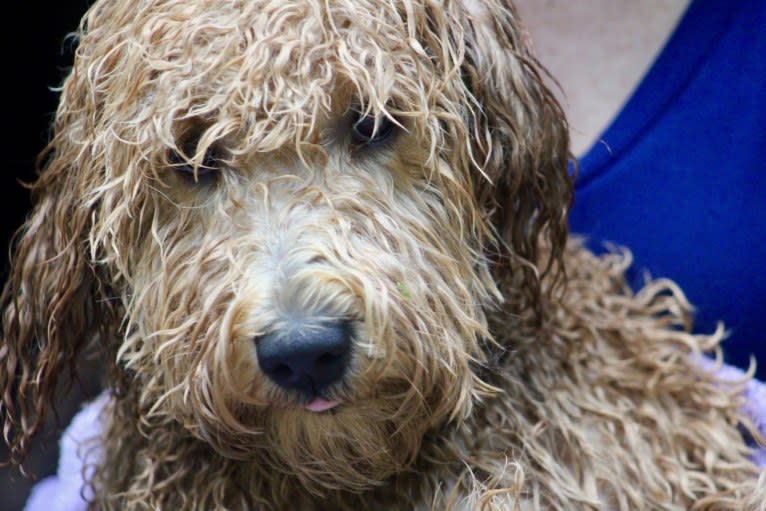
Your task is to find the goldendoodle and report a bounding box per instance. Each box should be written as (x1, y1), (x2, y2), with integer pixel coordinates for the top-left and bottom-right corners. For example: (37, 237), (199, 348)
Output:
(2, 0), (765, 509)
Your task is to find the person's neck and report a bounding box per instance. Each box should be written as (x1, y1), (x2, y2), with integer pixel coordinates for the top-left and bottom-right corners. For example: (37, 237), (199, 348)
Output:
(514, 0), (691, 156)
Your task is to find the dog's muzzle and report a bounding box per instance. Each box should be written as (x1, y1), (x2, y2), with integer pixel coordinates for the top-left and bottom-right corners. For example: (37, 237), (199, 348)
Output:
(255, 320), (352, 403)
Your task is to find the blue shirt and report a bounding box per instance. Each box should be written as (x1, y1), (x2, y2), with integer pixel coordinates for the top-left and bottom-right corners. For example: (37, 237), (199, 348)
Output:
(569, 0), (766, 377)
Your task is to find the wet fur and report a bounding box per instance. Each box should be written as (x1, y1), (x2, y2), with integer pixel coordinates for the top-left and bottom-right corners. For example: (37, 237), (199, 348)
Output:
(2, 0), (764, 509)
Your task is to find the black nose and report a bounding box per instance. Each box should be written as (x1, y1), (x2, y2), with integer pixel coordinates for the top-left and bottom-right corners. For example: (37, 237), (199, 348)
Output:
(255, 321), (352, 395)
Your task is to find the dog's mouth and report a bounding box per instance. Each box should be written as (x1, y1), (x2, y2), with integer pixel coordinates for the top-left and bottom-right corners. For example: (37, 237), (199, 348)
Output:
(304, 397), (341, 413)
(268, 393), (343, 413)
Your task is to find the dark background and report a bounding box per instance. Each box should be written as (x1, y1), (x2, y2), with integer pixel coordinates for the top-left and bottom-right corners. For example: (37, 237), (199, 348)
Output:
(2, 3), (97, 510)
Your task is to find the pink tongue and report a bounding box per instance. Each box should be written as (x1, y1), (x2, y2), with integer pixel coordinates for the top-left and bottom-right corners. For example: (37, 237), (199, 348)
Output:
(305, 398), (340, 412)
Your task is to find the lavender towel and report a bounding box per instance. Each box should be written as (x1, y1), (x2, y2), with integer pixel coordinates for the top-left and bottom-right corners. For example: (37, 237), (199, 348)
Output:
(23, 393), (107, 511)
(24, 365), (766, 511)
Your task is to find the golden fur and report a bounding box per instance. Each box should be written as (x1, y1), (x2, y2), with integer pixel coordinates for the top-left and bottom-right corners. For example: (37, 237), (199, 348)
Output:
(2, 0), (764, 509)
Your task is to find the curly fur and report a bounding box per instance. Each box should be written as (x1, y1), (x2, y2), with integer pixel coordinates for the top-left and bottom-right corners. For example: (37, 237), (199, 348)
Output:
(1, 0), (764, 509)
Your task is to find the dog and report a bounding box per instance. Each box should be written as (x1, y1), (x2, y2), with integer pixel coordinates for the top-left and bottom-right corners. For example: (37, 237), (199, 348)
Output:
(2, 0), (764, 509)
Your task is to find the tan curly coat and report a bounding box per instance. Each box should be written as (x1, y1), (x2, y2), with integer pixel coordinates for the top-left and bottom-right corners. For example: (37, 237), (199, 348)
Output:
(2, 0), (764, 509)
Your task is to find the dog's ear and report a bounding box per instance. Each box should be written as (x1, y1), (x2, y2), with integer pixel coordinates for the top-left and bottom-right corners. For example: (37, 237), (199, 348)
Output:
(0, 139), (112, 471)
(458, 0), (573, 310)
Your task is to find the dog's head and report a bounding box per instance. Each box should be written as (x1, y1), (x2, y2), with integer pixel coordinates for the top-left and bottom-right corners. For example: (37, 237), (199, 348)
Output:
(1, 0), (570, 493)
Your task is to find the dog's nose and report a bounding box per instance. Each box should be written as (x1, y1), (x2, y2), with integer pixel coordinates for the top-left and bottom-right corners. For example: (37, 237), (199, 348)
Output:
(255, 321), (352, 395)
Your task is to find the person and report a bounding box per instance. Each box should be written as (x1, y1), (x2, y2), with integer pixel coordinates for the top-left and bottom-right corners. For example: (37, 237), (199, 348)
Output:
(516, 0), (766, 378)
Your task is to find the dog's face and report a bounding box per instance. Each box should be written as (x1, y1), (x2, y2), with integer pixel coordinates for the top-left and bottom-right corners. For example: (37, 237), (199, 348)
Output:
(2, 0), (571, 493)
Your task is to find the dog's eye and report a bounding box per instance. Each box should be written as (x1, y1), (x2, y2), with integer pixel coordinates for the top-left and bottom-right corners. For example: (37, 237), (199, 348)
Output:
(170, 138), (221, 183)
(351, 112), (395, 145)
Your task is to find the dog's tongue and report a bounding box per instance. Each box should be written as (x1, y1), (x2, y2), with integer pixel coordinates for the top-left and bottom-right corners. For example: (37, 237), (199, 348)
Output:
(305, 398), (340, 413)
